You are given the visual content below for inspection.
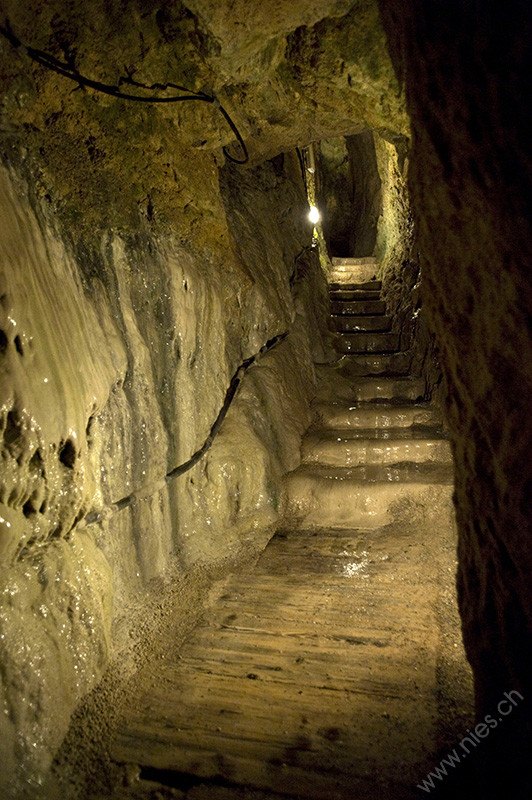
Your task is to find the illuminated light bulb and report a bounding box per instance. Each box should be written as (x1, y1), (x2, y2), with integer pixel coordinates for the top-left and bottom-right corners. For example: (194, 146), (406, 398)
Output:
(308, 205), (320, 224)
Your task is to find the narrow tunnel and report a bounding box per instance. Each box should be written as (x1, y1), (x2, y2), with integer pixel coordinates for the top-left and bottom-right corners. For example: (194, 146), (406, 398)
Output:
(316, 132), (382, 259)
(0, 2), (531, 799)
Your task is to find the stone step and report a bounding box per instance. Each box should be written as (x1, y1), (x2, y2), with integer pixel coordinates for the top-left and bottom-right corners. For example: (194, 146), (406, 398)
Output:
(331, 256), (377, 267)
(282, 462), (454, 530)
(329, 289), (382, 302)
(331, 256), (378, 266)
(329, 270), (376, 284)
(331, 300), (386, 316)
(336, 352), (412, 377)
(329, 259), (378, 284)
(313, 402), (443, 430)
(349, 376), (425, 402)
(329, 280), (381, 292)
(301, 431), (452, 467)
(336, 332), (400, 354)
(309, 425), (449, 440)
(333, 315), (392, 333)
(313, 373), (424, 404)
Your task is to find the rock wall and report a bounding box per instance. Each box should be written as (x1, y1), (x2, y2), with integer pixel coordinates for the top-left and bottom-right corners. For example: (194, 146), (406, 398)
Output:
(346, 131), (382, 257)
(374, 133), (442, 393)
(379, 0), (532, 793)
(0, 151), (329, 794)
(316, 132), (382, 258)
(0, 0), (414, 793)
(316, 137), (354, 258)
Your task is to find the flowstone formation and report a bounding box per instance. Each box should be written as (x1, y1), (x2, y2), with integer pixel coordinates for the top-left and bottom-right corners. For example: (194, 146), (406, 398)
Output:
(0, 1), (412, 793)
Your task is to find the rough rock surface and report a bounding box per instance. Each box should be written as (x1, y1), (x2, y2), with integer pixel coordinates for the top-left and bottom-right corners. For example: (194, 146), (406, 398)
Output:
(379, 0), (532, 794)
(0, 0), (407, 223)
(2, 0), (505, 795)
(316, 132), (381, 258)
(373, 134), (442, 390)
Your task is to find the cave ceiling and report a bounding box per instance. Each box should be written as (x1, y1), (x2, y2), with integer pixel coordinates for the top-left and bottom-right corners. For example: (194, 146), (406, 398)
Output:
(0, 1), (408, 223)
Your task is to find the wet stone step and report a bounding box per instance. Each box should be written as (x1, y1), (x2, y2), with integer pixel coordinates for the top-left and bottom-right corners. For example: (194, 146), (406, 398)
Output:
(286, 461), (455, 485)
(330, 290), (382, 301)
(336, 332), (400, 354)
(307, 425), (449, 441)
(313, 402), (444, 430)
(347, 376), (426, 402)
(333, 315), (392, 333)
(329, 258), (378, 285)
(336, 351), (411, 377)
(331, 299), (386, 316)
(329, 280), (382, 292)
(282, 462), (455, 530)
(331, 256), (378, 266)
(329, 268), (377, 284)
(301, 433), (452, 468)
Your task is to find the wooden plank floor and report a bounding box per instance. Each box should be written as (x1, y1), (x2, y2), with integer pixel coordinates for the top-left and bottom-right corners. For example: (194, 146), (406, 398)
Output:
(111, 518), (472, 800)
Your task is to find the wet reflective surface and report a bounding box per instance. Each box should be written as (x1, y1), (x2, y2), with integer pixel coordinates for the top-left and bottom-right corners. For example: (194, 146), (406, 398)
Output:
(112, 520), (472, 800)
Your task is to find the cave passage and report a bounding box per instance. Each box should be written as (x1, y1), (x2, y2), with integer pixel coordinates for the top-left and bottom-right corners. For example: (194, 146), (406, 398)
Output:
(0, 126), (475, 799)
(317, 133), (382, 258)
(2, 2), (532, 798)
(107, 257), (473, 800)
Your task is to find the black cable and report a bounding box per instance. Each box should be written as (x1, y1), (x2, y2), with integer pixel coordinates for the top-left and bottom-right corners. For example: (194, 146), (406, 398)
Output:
(290, 244), (315, 288)
(165, 331), (287, 478)
(80, 331), (288, 530)
(0, 21), (248, 163)
(217, 101), (249, 164)
(296, 146), (307, 191)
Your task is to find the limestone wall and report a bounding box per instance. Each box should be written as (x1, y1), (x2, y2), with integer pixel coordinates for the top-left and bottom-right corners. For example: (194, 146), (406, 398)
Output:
(0, 152), (328, 793)
(316, 132), (382, 259)
(373, 133), (442, 394)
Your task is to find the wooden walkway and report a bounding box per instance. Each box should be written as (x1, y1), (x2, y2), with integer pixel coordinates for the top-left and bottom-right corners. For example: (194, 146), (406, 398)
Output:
(111, 517), (468, 799)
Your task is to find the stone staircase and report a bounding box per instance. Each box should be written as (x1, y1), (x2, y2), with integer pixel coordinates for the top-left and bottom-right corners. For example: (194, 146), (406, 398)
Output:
(330, 280), (397, 354)
(283, 256), (454, 531)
